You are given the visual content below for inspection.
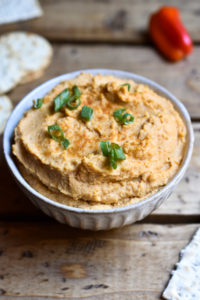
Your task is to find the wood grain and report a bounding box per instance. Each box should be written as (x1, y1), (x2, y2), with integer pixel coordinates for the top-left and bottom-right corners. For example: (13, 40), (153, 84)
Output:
(0, 122), (199, 220)
(8, 44), (200, 118)
(0, 222), (199, 299)
(0, 0), (200, 43)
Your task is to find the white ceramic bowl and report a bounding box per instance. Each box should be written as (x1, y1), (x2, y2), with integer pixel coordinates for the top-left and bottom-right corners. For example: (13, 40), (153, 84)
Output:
(3, 69), (194, 230)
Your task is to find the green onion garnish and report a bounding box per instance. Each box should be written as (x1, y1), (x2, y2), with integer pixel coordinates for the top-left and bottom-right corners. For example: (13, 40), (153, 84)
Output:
(100, 141), (111, 157)
(54, 89), (70, 112)
(54, 85), (81, 112)
(48, 124), (70, 149)
(61, 138), (70, 149)
(111, 143), (126, 160)
(113, 108), (134, 125)
(80, 105), (93, 121)
(121, 83), (131, 91)
(100, 141), (126, 169)
(48, 124), (64, 142)
(121, 112), (134, 125)
(33, 98), (43, 109)
(66, 85), (81, 110)
(72, 85), (81, 99)
(66, 97), (81, 110)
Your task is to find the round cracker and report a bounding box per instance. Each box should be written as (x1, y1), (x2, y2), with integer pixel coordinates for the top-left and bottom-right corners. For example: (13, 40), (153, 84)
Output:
(0, 95), (13, 134)
(0, 31), (53, 84)
(0, 44), (24, 94)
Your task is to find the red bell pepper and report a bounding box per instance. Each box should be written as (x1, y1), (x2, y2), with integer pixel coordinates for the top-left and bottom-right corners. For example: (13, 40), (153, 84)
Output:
(149, 6), (193, 61)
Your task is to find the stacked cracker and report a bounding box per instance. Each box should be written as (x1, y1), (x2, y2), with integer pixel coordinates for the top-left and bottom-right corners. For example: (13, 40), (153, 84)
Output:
(0, 31), (53, 133)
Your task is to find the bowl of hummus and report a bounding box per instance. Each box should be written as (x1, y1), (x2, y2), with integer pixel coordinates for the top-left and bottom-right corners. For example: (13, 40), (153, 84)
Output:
(3, 69), (194, 230)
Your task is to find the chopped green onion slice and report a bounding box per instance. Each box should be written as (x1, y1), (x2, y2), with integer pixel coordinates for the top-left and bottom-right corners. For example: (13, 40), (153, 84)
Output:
(122, 112), (134, 125)
(48, 124), (64, 142)
(48, 124), (70, 149)
(100, 141), (111, 157)
(80, 105), (93, 121)
(66, 85), (81, 110)
(111, 143), (126, 160)
(72, 85), (81, 99)
(113, 108), (134, 125)
(54, 89), (70, 112)
(113, 108), (126, 120)
(100, 141), (126, 169)
(109, 148), (117, 169)
(54, 86), (81, 112)
(121, 83), (131, 91)
(110, 157), (117, 169)
(61, 138), (70, 150)
(66, 97), (81, 110)
(33, 98), (43, 109)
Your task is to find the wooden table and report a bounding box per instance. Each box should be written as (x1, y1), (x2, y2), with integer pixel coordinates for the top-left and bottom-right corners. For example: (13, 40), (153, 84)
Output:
(0, 1), (200, 299)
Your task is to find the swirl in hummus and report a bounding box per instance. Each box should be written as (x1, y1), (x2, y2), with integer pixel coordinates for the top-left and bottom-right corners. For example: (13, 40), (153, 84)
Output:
(12, 73), (186, 209)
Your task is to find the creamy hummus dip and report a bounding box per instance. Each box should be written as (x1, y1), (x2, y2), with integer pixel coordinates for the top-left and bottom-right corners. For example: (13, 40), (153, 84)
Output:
(13, 73), (186, 209)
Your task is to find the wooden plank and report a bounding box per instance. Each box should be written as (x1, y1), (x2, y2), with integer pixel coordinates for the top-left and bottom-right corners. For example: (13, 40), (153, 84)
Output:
(0, 222), (199, 299)
(0, 122), (199, 220)
(0, 0), (200, 43)
(8, 45), (200, 118)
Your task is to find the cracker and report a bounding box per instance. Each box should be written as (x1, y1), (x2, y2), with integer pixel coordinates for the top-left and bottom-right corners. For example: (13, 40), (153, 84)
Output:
(0, 32), (53, 84)
(163, 228), (200, 300)
(0, 95), (13, 134)
(0, 0), (42, 25)
(0, 44), (24, 94)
